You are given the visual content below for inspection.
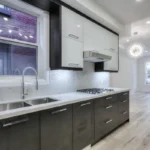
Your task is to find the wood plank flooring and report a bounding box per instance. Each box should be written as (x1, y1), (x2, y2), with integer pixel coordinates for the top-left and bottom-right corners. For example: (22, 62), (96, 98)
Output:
(87, 92), (150, 150)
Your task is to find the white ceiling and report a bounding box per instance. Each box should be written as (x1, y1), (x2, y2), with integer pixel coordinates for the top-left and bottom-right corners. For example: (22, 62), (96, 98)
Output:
(95, 0), (150, 24)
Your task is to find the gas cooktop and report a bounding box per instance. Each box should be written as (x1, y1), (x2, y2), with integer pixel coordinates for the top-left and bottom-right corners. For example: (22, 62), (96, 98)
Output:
(77, 88), (114, 94)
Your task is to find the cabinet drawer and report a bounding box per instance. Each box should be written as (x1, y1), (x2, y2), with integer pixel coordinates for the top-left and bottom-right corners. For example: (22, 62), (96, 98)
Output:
(95, 94), (118, 107)
(118, 100), (129, 124)
(94, 100), (118, 141)
(119, 92), (129, 100)
(62, 37), (83, 68)
(62, 6), (84, 42)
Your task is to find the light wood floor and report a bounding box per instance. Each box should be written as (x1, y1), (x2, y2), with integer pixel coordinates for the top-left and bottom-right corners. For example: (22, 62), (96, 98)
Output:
(89, 92), (150, 150)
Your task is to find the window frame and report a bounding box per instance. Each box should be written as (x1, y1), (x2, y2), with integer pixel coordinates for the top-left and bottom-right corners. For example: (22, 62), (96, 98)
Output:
(0, 2), (40, 77)
(145, 61), (150, 85)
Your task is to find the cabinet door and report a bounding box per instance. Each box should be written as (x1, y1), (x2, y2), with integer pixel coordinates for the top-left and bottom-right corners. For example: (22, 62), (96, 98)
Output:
(9, 113), (40, 150)
(104, 33), (119, 71)
(62, 6), (84, 42)
(104, 52), (118, 71)
(41, 105), (73, 150)
(84, 19), (107, 55)
(0, 126), (9, 150)
(62, 37), (83, 68)
(73, 100), (94, 150)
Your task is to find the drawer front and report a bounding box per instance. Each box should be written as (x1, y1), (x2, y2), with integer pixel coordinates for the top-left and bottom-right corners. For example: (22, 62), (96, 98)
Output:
(119, 92), (129, 100)
(95, 94), (118, 108)
(118, 101), (129, 124)
(73, 100), (94, 150)
(95, 100), (118, 141)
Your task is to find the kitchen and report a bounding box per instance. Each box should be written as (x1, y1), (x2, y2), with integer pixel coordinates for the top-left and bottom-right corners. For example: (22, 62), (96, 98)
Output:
(0, 0), (148, 150)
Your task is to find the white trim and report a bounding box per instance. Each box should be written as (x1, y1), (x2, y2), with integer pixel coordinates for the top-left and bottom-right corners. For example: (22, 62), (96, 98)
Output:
(0, 1), (50, 86)
(0, 37), (38, 47)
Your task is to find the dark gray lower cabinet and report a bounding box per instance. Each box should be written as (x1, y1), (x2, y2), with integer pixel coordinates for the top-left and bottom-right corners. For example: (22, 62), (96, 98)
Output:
(94, 93), (129, 143)
(73, 100), (94, 150)
(0, 113), (40, 150)
(41, 105), (73, 150)
(0, 126), (9, 150)
(118, 92), (129, 124)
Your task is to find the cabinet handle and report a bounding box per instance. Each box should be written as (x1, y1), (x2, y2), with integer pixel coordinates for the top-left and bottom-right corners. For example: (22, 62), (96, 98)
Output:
(105, 105), (112, 109)
(123, 100), (128, 103)
(105, 119), (113, 124)
(81, 102), (91, 107)
(68, 34), (79, 39)
(123, 93), (128, 96)
(1, 117), (29, 128)
(106, 97), (112, 100)
(122, 111), (128, 115)
(51, 108), (67, 114)
(69, 63), (79, 67)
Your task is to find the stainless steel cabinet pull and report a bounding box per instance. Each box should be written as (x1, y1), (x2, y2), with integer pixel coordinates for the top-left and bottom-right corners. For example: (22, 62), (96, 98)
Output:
(68, 34), (79, 39)
(123, 93), (128, 95)
(69, 63), (79, 67)
(106, 97), (112, 100)
(105, 119), (113, 124)
(52, 108), (67, 114)
(123, 100), (128, 103)
(122, 111), (128, 115)
(106, 105), (112, 109)
(81, 102), (91, 107)
(2, 117), (29, 127)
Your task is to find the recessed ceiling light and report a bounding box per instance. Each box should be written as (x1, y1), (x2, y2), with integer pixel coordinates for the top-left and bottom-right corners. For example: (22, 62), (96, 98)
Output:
(136, 0), (143, 2)
(126, 39), (130, 42)
(145, 50), (148, 52)
(0, 29), (3, 33)
(3, 17), (8, 21)
(77, 25), (81, 28)
(146, 21), (150, 24)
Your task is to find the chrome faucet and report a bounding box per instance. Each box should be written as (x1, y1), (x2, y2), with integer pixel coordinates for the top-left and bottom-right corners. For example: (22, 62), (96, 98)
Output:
(22, 67), (38, 99)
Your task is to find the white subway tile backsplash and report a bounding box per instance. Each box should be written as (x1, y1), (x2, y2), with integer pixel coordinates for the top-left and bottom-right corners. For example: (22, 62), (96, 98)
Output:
(0, 62), (110, 102)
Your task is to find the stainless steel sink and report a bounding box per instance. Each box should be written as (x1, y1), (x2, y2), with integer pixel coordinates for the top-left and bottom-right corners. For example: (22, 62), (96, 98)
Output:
(0, 102), (31, 112)
(25, 98), (58, 106)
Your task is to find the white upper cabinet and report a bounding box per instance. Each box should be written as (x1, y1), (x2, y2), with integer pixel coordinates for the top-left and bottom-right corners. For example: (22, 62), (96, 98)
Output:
(62, 6), (84, 43)
(62, 37), (83, 68)
(84, 18), (119, 71)
(61, 6), (84, 69)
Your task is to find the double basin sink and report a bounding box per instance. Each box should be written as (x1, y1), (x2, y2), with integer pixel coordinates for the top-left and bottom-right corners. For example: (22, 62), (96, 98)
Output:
(0, 98), (58, 112)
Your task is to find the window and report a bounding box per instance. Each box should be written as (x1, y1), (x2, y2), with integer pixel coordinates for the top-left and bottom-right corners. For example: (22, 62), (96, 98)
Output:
(0, 4), (38, 76)
(145, 62), (150, 85)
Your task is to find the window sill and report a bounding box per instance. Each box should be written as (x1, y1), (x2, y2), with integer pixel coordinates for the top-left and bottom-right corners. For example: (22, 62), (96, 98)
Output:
(0, 76), (49, 87)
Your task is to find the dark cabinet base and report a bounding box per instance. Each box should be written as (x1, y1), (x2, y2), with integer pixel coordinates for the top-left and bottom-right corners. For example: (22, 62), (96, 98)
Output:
(92, 119), (130, 146)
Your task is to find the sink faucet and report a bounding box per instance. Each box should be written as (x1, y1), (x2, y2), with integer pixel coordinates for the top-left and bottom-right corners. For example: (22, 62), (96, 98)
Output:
(22, 67), (38, 99)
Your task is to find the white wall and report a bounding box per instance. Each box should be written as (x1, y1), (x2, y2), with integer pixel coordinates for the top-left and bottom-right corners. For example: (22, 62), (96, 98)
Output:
(137, 56), (150, 92)
(110, 51), (137, 92)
